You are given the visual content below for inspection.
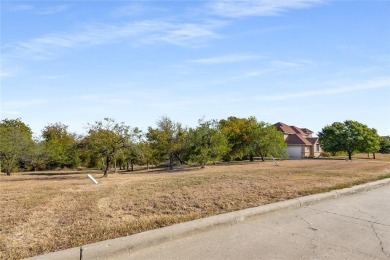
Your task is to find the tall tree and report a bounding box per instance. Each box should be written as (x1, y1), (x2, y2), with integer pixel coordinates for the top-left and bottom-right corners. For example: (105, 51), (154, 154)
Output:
(219, 116), (255, 160)
(147, 116), (186, 170)
(247, 122), (287, 161)
(85, 118), (131, 177)
(186, 119), (229, 167)
(360, 127), (381, 159)
(0, 118), (34, 175)
(121, 127), (142, 171)
(318, 120), (381, 160)
(41, 122), (80, 169)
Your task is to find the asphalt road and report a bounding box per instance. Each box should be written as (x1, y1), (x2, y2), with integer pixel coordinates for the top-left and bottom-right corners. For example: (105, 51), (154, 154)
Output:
(121, 183), (390, 260)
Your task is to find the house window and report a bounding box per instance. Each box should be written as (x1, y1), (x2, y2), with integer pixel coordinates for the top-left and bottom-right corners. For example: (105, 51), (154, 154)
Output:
(316, 144), (320, 152)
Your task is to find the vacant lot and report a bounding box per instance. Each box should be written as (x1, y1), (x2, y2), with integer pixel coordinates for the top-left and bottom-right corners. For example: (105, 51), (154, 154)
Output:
(1, 158), (390, 259)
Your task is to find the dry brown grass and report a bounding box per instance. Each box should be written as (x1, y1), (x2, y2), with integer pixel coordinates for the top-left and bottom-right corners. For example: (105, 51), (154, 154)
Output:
(1, 158), (390, 259)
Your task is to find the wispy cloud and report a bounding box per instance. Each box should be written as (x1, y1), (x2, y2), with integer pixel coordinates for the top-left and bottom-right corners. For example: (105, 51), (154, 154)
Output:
(0, 70), (14, 78)
(8, 4), (34, 12)
(189, 53), (261, 64)
(111, 3), (149, 17)
(5, 20), (223, 59)
(37, 5), (69, 15)
(6, 4), (68, 15)
(213, 58), (312, 82)
(263, 77), (390, 101)
(209, 0), (325, 17)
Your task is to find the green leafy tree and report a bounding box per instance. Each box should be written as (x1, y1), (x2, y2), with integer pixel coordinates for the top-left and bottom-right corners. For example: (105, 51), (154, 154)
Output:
(186, 119), (229, 167)
(85, 118), (131, 177)
(0, 118), (34, 175)
(41, 122), (80, 169)
(219, 116), (286, 161)
(147, 116), (187, 170)
(136, 141), (156, 169)
(121, 127), (142, 171)
(28, 140), (49, 171)
(379, 136), (390, 154)
(318, 120), (381, 160)
(219, 116), (255, 160)
(360, 127), (381, 159)
(247, 122), (287, 161)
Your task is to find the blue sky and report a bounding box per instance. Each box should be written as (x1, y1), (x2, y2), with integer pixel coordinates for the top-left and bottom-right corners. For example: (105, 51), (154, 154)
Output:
(1, 0), (389, 136)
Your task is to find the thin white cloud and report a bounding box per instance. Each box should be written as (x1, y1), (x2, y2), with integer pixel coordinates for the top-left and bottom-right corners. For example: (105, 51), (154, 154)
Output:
(8, 4), (33, 12)
(263, 77), (390, 101)
(5, 20), (223, 59)
(211, 58), (312, 83)
(0, 70), (14, 78)
(209, 0), (325, 17)
(37, 5), (69, 15)
(189, 54), (261, 64)
(111, 3), (148, 17)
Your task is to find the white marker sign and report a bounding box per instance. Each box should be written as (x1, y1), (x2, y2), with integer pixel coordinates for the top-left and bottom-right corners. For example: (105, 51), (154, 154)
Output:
(87, 174), (98, 184)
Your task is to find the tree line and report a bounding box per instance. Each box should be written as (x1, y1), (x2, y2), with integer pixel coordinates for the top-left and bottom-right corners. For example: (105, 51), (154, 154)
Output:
(1, 117), (387, 176)
(0, 116), (287, 176)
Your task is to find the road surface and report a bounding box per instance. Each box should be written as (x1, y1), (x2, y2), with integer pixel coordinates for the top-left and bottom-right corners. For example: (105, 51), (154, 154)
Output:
(120, 183), (390, 260)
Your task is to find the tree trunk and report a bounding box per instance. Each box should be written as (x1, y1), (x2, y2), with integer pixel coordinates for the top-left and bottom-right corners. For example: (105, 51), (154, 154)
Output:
(114, 160), (117, 173)
(103, 157), (110, 177)
(169, 154), (173, 170)
(126, 161), (129, 171)
(131, 161), (134, 171)
(259, 153), (265, 162)
(348, 151), (352, 160)
(373, 153), (376, 159)
(174, 153), (185, 165)
(6, 162), (12, 176)
(249, 155), (254, 162)
(147, 159), (149, 170)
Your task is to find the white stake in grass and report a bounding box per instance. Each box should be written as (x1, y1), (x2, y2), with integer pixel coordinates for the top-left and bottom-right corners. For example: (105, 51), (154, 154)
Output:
(87, 174), (98, 184)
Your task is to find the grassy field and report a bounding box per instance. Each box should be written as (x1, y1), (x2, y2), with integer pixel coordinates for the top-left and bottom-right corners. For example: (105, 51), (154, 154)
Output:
(1, 155), (390, 259)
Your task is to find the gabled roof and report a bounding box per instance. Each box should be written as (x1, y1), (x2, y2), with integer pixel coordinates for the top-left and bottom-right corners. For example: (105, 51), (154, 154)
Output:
(274, 122), (313, 136)
(285, 134), (312, 145)
(274, 122), (296, 134)
(290, 126), (306, 135)
(301, 128), (314, 135)
(306, 137), (319, 145)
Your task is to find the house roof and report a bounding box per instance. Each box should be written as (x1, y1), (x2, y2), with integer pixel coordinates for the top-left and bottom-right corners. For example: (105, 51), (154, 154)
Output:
(274, 122), (314, 136)
(285, 134), (312, 145)
(274, 122), (296, 134)
(290, 126), (306, 135)
(306, 137), (319, 145)
(301, 128), (314, 135)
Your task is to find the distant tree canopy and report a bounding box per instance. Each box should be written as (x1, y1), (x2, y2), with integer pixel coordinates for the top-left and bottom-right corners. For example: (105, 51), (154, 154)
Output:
(0, 118), (34, 175)
(147, 116), (186, 170)
(186, 119), (229, 167)
(379, 136), (390, 154)
(41, 122), (80, 169)
(4, 114), (348, 176)
(220, 117), (286, 161)
(84, 118), (132, 177)
(318, 120), (381, 160)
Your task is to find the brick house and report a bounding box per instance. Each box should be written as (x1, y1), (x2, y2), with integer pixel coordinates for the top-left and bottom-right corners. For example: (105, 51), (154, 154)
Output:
(274, 122), (321, 158)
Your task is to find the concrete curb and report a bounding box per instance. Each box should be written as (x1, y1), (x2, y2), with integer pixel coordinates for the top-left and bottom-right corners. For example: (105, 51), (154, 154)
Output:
(29, 178), (390, 260)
